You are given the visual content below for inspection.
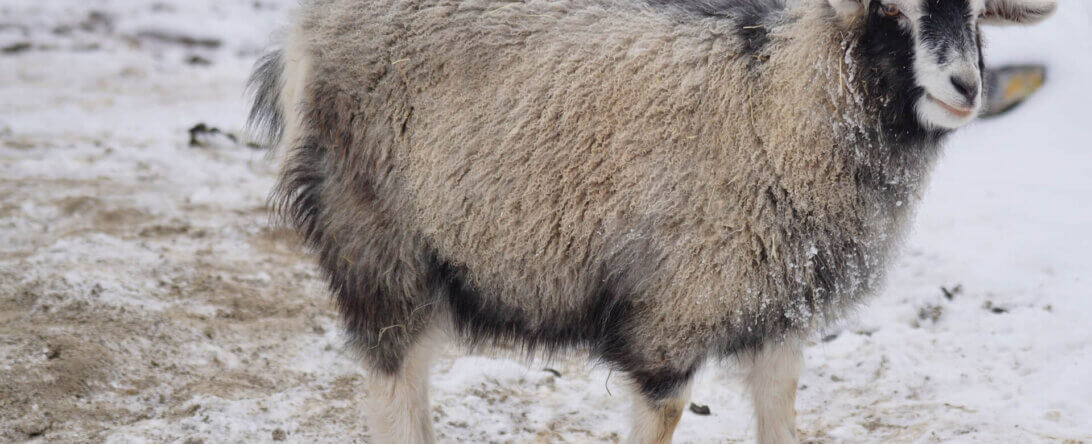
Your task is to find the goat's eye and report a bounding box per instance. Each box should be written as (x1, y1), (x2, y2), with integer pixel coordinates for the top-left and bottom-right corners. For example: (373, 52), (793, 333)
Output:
(881, 3), (901, 17)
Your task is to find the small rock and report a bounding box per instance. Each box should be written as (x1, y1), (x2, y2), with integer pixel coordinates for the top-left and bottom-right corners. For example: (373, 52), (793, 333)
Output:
(272, 428), (287, 441)
(940, 284), (963, 300)
(918, 303), (943, 323)
(15, 413), (52, 437)
(688, 403), (711, 416)
(186, 54), (212, 66)
(188, 123), (238, 148)
(982, 301), (1008, 314)
(2, 42), (32, 54)
(136, 30), (221, 49)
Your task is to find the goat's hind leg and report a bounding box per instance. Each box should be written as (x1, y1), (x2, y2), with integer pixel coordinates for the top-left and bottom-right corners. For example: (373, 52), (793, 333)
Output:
(320, 233), (445, 443)
(363, 325), (444, 444)
(626, 372), (694, 444)
(741, 338), (804, 444)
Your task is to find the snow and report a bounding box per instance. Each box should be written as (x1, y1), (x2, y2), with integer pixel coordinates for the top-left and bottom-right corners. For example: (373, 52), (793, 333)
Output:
(1, 1), (1089, 442)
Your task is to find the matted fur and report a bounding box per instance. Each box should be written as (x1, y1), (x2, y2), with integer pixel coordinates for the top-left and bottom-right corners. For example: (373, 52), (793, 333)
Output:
(264, 0), (933, 377)
(260, 0), (941, 390)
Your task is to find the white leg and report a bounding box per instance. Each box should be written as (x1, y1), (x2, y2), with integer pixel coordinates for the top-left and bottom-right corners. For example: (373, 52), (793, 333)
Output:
(627, 382), (692, 444)
(742, 338), (803, 444)
(364, 331), (442, 444)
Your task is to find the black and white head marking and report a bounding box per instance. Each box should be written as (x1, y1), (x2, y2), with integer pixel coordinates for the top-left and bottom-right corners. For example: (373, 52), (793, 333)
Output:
(829, 0), (1056, 137)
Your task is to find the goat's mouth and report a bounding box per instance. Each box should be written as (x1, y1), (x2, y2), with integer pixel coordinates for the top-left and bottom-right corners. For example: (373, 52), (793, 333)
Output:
(927, 94), (975, 118)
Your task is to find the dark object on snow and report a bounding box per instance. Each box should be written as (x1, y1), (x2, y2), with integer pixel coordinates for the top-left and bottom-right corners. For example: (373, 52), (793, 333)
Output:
(186, 55), (212, 66)
(136, 30), (221, 49)
(689, 403), (711, 416)
(2, 42), (32, 54)
(981, 65), (1046, 118)
(983, 301), (1009, 314)
(543, 368), (562, 377)
(940, 284), (962, 301)
(188, 123), (237, 148)
(917, 303), (943, 323)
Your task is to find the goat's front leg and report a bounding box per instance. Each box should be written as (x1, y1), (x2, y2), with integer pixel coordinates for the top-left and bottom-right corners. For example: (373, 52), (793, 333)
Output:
(742, 338), (803, 444)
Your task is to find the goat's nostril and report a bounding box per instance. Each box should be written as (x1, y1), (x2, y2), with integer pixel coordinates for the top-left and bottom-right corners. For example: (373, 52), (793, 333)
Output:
(950, 76), (979, 103)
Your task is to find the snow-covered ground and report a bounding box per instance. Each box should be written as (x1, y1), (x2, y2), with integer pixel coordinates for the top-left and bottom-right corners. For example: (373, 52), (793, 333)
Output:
(1, 1), (1089, 442)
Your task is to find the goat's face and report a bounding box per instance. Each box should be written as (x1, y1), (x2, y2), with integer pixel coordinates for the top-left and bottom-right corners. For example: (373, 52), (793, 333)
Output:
(830, 0), (1056, 131)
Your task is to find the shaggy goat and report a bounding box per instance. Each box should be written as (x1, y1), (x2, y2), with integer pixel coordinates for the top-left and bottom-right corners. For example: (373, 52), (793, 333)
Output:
(249, 0), (1055, 442)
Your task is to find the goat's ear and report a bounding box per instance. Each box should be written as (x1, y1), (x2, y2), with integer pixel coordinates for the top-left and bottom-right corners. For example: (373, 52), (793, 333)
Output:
(982, 0), (1057, 25)
(828, 0), (867, 24)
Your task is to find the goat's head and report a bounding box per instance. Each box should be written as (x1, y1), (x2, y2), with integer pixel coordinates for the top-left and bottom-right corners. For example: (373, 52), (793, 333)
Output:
(828, 0), (1056, 131)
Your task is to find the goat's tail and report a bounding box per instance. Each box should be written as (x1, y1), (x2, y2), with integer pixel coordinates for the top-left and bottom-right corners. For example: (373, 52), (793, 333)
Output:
(246, 50), (286, 149)
(246, 25), (313, 153)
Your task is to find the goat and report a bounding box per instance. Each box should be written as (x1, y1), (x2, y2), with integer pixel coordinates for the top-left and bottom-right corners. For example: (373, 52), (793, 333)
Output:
(248, 0), (1055, 442)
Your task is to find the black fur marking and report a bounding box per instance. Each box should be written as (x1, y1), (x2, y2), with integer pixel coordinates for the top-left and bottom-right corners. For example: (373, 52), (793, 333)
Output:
(721, 313), (791, 356)
(271, 134), (413, 376)
(631, 366), (699, 401)
(716, 232), (864, 358)
(434, 257), (700, 401)
(324, 245), (411, 375)
(646, 0), (786, 56)
(855, 2), (946, 146)
(272, 141), (326, 243)
(437, 259), (632, 358)
(282, 141), (435, 375)
(246, 50), (285, 147)
(921, 0), (974, 67)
